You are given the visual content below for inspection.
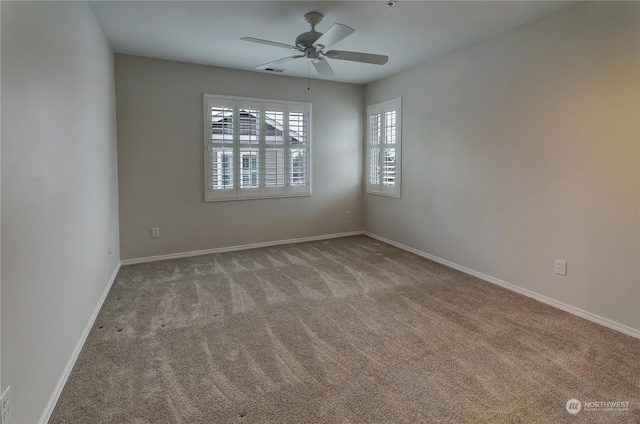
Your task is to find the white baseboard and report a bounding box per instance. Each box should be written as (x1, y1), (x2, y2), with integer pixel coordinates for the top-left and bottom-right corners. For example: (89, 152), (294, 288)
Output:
(363, 231), (640, 340)
(39, 261), (122, 424)
(120, 231), (364, 265)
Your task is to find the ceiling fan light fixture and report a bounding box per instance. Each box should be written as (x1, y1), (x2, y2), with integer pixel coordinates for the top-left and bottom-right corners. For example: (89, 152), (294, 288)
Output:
(304, 48), (320, 60)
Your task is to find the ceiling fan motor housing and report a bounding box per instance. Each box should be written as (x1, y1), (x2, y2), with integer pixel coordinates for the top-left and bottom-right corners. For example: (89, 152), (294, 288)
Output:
(296, 31), (322, 49)
(296, 12), (324, 48)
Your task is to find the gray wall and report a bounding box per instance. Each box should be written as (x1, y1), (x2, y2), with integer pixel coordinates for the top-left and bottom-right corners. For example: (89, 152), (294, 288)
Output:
(1, 2), (120, 423)
(115, 55), (363, 260)
(364, 1), (640, 331)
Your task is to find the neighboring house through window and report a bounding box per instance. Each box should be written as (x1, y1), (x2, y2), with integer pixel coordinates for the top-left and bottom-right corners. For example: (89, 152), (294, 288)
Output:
(204, 94), (311, 201)
(366, 97), (402, 197)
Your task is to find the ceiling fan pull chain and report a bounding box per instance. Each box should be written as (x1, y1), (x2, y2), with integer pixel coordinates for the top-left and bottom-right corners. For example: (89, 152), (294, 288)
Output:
(307, 61), (310, 91)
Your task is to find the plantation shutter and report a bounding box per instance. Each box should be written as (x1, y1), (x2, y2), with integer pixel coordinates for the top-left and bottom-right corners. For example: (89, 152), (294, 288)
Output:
(366, 98), (401, 198)
(204, 94), (311, 201)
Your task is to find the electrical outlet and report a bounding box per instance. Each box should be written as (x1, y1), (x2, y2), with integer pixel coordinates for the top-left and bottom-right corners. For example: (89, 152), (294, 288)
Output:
(1, 386), (11, 424)
(151, 227), (160, 238)
(344, 210), (350, 219)
(555, 259), (567, 276)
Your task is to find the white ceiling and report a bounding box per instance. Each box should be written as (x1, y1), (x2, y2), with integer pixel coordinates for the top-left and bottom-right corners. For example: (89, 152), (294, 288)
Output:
(90, 0), (576, 85)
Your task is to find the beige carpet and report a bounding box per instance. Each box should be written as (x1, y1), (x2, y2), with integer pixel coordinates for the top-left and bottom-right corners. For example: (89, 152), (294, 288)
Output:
(50, 236), (640, 423)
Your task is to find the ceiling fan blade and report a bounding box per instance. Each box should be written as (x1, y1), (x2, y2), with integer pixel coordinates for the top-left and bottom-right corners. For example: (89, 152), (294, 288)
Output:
(254, 55), (304, 70)
(313, 23), (354, 50)
(324, 50), (388, 65)
(241, 37), (299, 51)
(312, 58), (335, 77)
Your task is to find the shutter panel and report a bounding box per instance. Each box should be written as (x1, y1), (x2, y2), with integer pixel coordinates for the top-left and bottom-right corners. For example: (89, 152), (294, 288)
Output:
(206, 97), (237, 200)
(368, 111), (381, 186)
(289, 148), (308, 186)
(382, 109), (397, 187)
(289, 111), (307, 145)
(209, 100), (234, 144)
(288, 104), (310, 194)
(264, 103), (287, 195)
(265, 103), (286, 145)
(239, 149), (260, 188)
(211, 148), (234, 190)
(265, 148), (285, 187)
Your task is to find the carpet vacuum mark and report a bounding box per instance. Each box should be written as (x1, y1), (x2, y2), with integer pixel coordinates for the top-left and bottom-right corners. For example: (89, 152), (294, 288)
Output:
(51, 236), (640, 423)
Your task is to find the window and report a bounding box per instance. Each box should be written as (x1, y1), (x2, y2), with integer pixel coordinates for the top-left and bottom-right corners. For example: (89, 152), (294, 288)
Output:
(366, 98), (401, 197)
(204, 94), (311, 201)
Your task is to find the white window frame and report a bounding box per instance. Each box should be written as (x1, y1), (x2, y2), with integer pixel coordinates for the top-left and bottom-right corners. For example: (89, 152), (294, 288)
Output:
(366, 97), (402, 198)
(204, 94), (312, 202)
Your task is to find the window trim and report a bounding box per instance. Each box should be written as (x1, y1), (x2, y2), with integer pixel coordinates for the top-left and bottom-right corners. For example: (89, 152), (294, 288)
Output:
(366, 97), (402, 198)
(203, 94), (312, 202)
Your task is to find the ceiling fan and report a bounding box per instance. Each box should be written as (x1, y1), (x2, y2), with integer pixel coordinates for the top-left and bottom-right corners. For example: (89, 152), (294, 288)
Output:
(241, 12), (389, 77)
